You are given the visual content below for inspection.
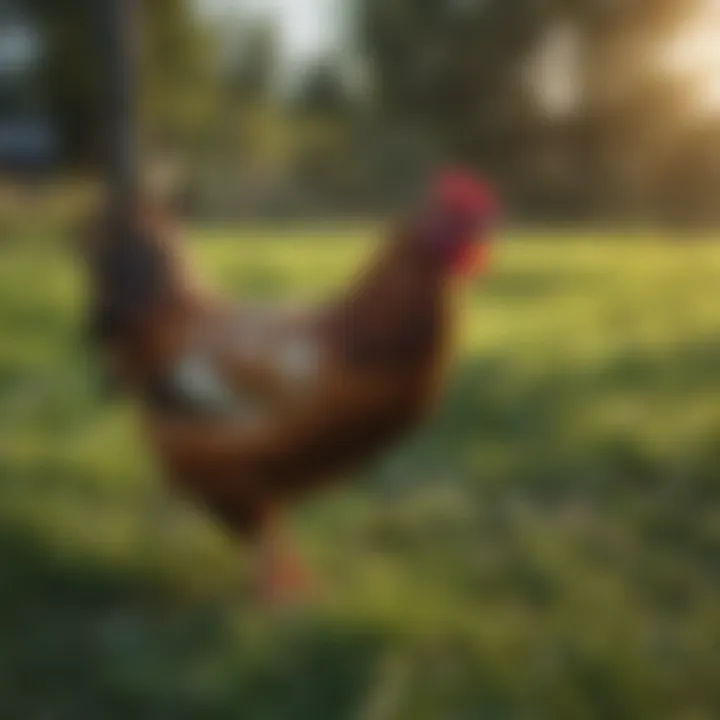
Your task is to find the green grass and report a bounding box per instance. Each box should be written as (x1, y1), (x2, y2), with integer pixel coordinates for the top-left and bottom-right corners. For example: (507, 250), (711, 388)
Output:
(0, 227), (718, 719)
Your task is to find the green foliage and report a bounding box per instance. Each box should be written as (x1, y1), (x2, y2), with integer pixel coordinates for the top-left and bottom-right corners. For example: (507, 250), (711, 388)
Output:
(19, 0), (720, 221)
(139, 0), (218, 148)
(25, 0), (217, 163)
(359, 0), (720, 220)
(0, 229), (718, 718)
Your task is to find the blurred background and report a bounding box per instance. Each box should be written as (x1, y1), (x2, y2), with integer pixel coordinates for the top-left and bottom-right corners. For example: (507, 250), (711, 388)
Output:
(8, 0), (720, 223)
(0, 1), (719, 718)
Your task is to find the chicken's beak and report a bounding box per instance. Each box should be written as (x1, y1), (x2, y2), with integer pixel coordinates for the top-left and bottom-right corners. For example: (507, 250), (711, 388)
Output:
(471, 240), (492, 275)
(472, 222), (501, 275)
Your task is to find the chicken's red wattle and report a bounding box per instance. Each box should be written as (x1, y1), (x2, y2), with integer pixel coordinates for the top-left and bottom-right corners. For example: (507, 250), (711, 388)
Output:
(452, 242), (489, 276)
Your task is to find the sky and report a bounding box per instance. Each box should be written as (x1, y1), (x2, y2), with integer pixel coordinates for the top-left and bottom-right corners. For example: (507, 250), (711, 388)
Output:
(200, 0), (340, 65)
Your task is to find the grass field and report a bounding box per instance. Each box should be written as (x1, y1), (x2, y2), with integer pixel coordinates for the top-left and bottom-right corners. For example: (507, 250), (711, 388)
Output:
(0, 227), (718, 719)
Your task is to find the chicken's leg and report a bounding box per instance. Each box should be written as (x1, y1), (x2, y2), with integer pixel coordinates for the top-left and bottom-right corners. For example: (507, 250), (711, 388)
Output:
(254, 511), (312, 605)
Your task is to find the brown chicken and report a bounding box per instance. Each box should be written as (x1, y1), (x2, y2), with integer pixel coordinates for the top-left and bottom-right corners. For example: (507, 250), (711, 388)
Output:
(83, 170), (500, 601)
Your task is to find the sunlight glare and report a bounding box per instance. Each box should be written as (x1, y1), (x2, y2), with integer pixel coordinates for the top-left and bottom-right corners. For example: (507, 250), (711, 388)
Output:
(660, 0), (720, 113)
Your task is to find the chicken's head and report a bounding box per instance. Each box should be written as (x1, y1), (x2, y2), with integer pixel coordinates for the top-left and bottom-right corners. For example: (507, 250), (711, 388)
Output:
(424, 168), (500, 277)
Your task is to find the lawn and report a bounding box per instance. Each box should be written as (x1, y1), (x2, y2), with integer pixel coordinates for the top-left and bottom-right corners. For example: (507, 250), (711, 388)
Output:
(0, 227), (718, 719)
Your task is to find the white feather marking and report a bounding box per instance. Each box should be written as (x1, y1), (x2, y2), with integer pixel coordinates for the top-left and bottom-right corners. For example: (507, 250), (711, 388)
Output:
(276, 336), (320, 392)
(172, 353), (259, 417)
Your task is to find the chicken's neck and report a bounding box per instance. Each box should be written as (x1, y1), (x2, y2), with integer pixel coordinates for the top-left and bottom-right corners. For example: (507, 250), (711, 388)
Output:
(331, 233), (456, 371)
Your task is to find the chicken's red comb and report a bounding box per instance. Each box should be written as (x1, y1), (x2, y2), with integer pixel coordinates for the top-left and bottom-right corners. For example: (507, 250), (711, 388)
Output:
(434, 168), (498, 216)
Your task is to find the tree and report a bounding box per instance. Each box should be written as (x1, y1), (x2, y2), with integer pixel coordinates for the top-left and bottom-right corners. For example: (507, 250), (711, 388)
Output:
(25, 0), (218, 166)
(359, 0), (720, 221)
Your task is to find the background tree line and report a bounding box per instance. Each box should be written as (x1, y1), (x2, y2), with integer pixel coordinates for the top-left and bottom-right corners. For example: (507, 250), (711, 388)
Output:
(21, 0), (720, 224)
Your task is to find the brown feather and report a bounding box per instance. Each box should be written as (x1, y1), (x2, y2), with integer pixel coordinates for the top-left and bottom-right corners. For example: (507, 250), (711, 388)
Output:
(87, 203), (461, 537)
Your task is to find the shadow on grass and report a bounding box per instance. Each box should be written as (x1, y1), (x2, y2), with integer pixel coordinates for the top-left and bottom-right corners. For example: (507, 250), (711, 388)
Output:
(0, 520), (395, 720)
(0, 328), (718, 718)
(429, 335), (720, 497)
